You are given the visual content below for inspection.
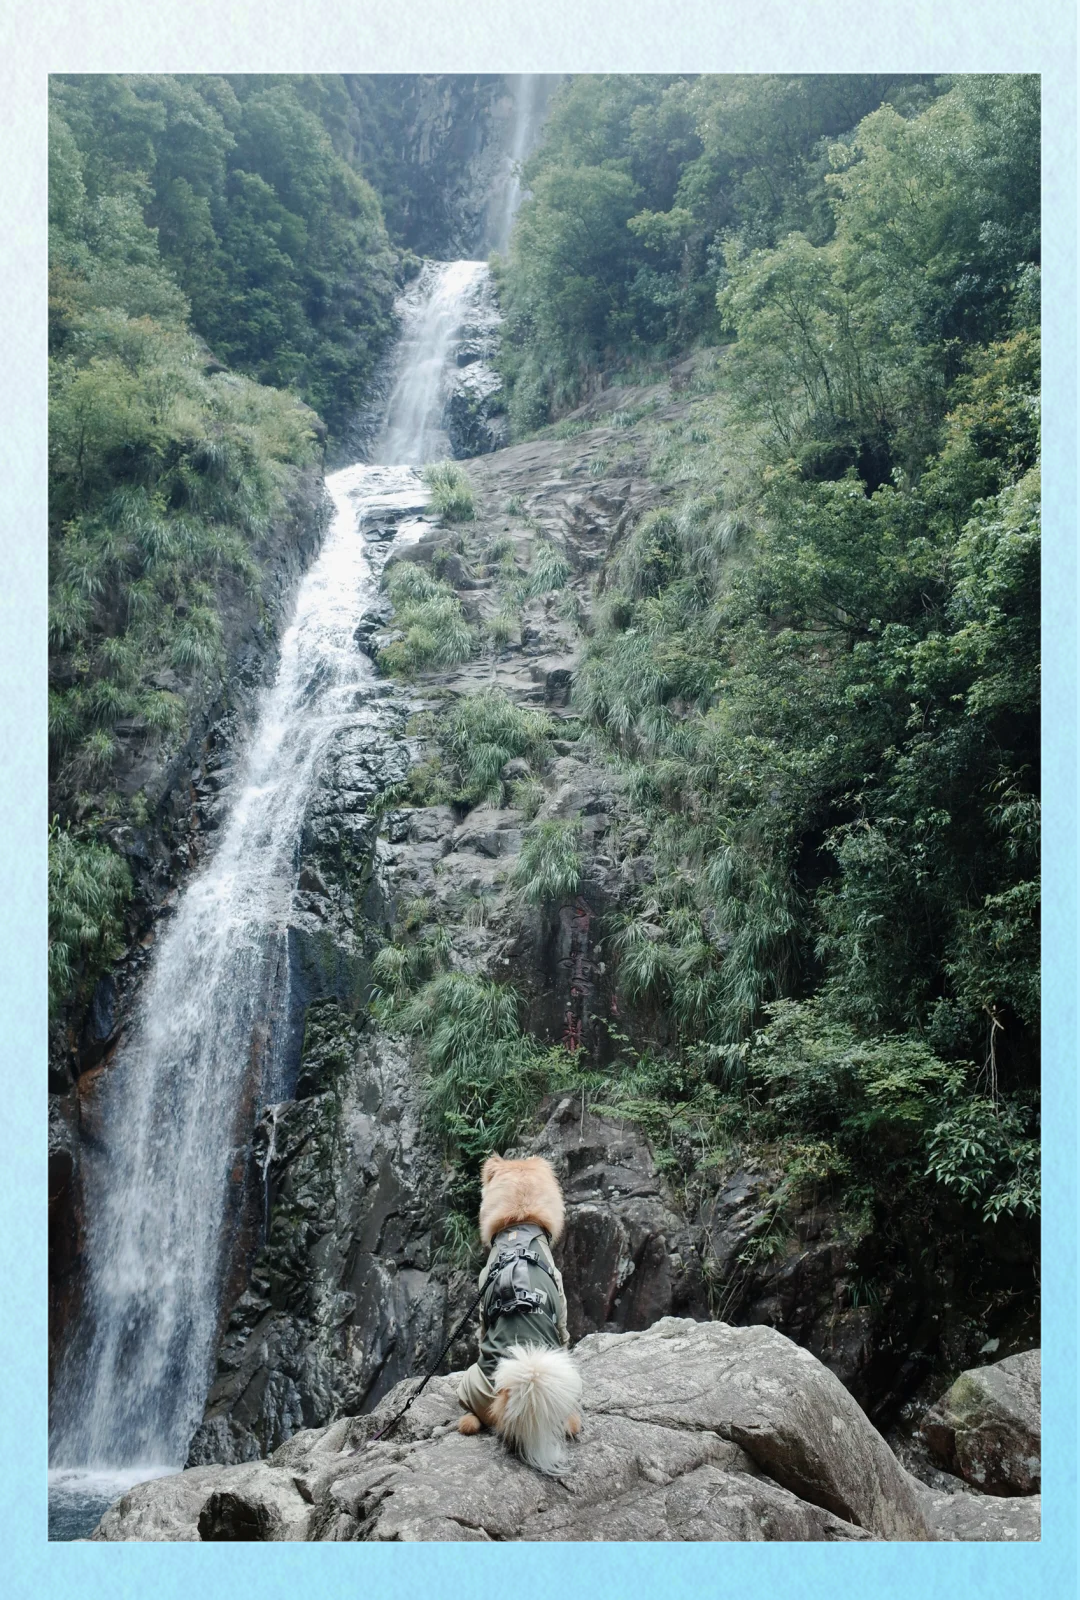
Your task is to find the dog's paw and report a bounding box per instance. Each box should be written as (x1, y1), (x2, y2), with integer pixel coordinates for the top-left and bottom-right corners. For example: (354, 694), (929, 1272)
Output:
(565, 1411), (582, 1438)
(458, 1412), (483, 1435)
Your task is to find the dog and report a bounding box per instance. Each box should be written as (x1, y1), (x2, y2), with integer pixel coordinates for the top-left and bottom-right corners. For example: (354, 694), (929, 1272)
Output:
(456, 1153), (582, 1474)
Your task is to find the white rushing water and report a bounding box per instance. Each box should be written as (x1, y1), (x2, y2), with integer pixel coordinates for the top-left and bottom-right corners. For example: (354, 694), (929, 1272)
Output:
(50, 262), (485, 1488)
(375, 259), (489, 465)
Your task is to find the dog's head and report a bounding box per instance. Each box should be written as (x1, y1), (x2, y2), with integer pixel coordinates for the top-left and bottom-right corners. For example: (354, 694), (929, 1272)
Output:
(479, 1154), (565, 1247)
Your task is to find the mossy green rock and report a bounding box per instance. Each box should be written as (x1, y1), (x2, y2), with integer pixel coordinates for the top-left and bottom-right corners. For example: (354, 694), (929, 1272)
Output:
(921, 1349), (1040, 1495)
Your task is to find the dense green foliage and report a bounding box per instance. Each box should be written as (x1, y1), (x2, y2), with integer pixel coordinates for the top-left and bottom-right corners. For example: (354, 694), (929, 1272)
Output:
(48, 74), (399, 1027)
(481, 73), (1041, 1238)
(494, 73), (939, 429)
(52, 75), (397, 434)
(48, 822), (133, 1017)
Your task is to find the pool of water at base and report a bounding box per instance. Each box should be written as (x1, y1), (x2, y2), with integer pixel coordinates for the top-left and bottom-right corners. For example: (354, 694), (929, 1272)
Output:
(48, 1465), (176, 1540)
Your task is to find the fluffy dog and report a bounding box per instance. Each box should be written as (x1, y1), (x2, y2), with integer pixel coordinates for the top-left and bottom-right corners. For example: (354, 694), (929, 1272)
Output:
(456, 1154), (582, 1474)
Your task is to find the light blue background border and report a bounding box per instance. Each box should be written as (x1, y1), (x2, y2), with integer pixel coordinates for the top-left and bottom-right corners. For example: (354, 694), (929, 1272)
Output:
(2, 2), (1075, 1594)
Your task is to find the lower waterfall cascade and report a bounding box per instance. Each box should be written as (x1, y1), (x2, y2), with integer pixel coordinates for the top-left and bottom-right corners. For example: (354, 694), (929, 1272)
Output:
(48, 259), (492, 1533)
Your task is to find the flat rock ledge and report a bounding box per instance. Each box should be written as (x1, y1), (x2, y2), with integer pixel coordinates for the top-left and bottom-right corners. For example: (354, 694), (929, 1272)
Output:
(92, 1320), (1038, 1542)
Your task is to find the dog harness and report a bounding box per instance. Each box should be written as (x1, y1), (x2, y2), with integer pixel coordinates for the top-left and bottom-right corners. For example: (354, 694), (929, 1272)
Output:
(474, 1223), (567, 1381)
(484, 1224), (559, 1320)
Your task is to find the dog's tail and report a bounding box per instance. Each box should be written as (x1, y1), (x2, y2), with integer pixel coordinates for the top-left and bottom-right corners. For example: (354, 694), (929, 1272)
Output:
(491, 1344), (582, 1475)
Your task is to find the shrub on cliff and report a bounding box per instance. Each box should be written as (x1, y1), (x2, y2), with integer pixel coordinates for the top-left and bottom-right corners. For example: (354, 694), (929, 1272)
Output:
(422, 460), (475, 522)
(395, 971), (578, 1176)
(377, 561), (476, 674)
(444, 690), (551, 806)
(48, 822), (132, 1017)
(511, 818), (583, 905)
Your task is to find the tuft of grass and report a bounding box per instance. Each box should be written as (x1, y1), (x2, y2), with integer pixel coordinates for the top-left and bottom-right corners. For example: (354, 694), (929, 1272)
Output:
(552, 417), (589, 439)
(397, 895), (435, 933)
(511, 818), (583, 904)
(370, 923), (452, 1007)
(509, 776), (546, 820)
(434, 1208), (484, 1270)
(462, 884), (498, 928)
(423, 460), (475, 522)
(484, 534), (516, 567)
(445, 689), (552, 807)
(555, 588), (584, 628)
(486, 609), (519, 649)
(508, 537), (572, 605)
(378, 561), (476, 675)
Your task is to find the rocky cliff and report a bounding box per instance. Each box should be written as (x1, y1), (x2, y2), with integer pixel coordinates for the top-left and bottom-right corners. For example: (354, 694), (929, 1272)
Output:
(184, 390), (685, 1464)
(342, 75), (561, 259)
(182, 368), (1038, 1474)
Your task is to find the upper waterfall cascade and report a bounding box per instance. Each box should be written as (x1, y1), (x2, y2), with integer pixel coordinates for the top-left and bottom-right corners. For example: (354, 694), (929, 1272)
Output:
(375, 259), (491, 465)
(49, 261), (491, 1483)
(486, 73), (555, 253)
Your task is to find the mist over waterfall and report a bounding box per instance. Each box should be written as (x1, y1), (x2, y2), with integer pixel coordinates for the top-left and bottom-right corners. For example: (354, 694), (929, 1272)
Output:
(49, 262), (489, 1482)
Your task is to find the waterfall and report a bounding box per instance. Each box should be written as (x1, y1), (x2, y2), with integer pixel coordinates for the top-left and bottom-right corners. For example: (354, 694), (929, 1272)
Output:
(49, 261), (488, 1485)
(374, 259), (489, 465)
(487, 74), (556, 254)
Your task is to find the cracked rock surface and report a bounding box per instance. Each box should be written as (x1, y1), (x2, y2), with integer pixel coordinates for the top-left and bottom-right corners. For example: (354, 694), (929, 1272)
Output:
(91, 1316), (1033, 1542)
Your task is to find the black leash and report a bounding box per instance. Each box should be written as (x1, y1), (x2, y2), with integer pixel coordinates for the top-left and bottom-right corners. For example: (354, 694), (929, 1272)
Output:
(366, 1279), (488, 1446)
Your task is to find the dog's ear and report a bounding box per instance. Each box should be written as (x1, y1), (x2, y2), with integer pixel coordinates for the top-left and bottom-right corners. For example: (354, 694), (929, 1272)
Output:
(480, 1154), (504, 1187)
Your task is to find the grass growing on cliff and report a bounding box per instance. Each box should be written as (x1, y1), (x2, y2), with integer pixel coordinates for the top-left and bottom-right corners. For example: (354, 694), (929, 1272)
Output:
(511, 818), (583, 904)
(48, 821), (132, 1015)
(378, 689), (553, 813)
(377, 562), (476, 675)
(48, 324), (321, 791)
(393, 970), (580, 1175)
(520, 537), (573, 599)
(445, 690), (551, 807)
(371, 924), (453, 1006)
(423, 460), (475, 522)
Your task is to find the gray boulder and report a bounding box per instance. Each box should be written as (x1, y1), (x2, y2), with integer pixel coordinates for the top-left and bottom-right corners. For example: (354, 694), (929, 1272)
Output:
(95, 1317), (945, 1542)
(921, 1349), (1040, 1495)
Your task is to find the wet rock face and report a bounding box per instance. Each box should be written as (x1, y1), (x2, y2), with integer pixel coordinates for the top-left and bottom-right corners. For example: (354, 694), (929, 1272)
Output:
(519, 1098), (709, 1339)
(93, 1317), (998, 1543)
(920, 1350), (1041, 1495)
(48, 1097), (83, 1390)
(698, 1173), (877, 1396)
(187, 1020), (460, 1467)
(440, 271), (507, 458)
(445, 361), (508, 458)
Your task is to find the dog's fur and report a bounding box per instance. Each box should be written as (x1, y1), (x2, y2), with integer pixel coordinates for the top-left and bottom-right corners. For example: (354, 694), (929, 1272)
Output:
(460, 1154), (581, 1473)
(478, 1153), (566, 1247)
